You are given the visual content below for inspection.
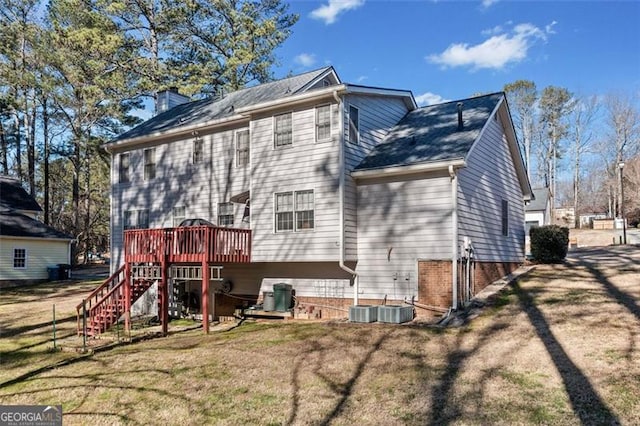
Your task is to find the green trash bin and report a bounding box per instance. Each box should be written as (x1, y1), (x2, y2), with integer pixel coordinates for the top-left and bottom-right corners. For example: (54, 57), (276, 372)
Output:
(273, 283), (292, 312)
(47, 266), (59, 281)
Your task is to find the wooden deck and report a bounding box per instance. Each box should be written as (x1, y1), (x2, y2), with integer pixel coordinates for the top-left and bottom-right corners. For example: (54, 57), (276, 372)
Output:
(124, 226), (251, 264)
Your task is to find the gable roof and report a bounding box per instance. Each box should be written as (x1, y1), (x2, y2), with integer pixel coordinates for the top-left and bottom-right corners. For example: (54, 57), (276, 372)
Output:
(0, 211), (73, 240)
(0, 175), (42, 212)
(354, 93), (503, 172)
(526, 188), (550, 212)
(109, 67), (338, 145)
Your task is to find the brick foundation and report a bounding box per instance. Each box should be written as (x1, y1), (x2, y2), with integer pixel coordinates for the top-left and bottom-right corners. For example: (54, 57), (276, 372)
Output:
(418, 261), (453, 309)
(472, 262), (520, 294)
(418, 260), (521, 310)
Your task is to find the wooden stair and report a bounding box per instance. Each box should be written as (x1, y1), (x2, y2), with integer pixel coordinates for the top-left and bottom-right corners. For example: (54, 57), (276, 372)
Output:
(77, 265), (157, 337)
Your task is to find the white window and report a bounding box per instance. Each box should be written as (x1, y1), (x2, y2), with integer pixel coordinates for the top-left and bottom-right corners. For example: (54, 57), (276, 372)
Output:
(144, 148), (156, 180)
(124, 209), (149, 230)
(13, 248), (26, 268)
(502, 200), (509, 236)
(348, 105), (359, 144)
(295, 190), (315, 230)
(274, 112), (292, 148)
(119, 153), (130, 183)
(173, 206), (186, 227)
(218, 202), (234, 226)
(193, 138), (204, 164)
(316, 105), (331, 142)
(275, 190), (314, 232)
(236, 129), (250, 166)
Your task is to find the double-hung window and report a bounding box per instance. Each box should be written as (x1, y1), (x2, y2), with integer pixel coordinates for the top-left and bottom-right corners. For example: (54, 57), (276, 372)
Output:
(316, 105), (331, 142)
(236, 129), (250, 166)
(144, 148), (156, 180)
(274, 112), (292, 148)
(13, 248), (26, 268)
(348, 105), (359, 144)
(173, 206), (186, 227)
(218, 202), (234, 226)
(193, 138), (204, 164)
(124, 209), (149, 230)
(119, 153), (130, 183)
(275, 190), (314, 232)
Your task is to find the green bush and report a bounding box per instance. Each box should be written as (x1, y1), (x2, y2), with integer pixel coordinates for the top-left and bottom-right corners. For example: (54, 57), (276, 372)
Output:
(530, 225), (569, 263)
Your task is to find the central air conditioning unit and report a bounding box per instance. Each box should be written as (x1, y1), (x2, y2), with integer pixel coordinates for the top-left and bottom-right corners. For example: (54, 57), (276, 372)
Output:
(377, 305), (414, 324)
(349, 305), (378, 323)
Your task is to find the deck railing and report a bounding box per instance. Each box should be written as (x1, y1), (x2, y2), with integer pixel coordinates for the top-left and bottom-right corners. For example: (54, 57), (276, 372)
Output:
(124, 226), (251, 264)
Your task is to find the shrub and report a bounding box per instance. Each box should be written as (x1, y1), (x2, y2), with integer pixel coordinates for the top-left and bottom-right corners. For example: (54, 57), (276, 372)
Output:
(627, 208), (640, 228)
(530, 225), (569, 263)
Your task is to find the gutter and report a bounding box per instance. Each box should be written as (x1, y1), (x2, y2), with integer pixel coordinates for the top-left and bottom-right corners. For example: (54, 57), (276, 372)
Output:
(449, 164), (459, 310)
(333, 89), (359, 305)
(352, 158), (466, 180)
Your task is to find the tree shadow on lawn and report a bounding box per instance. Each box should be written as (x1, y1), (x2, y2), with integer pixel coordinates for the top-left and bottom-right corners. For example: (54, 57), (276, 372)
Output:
(511, 280), (620, 425)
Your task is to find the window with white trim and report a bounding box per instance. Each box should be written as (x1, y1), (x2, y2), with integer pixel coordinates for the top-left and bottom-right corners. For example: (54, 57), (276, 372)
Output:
(295, 190), (315, 230)
(192, 138), (204, 164)
(275, 190), (314, 232)
(348, 105), (359, 144)
(218, 202), (234, 226)
(13, 248), (26, 268)
(274, 112), (292, 148)
(143, 148), (156, 180)
(124, 209), (150, 230)
(502, 200), (509, 236)
(119, 153), (130, 183)
(316, 105), (331, 142)
(236, 129), (249, 166)
(173, 206), (186, 227)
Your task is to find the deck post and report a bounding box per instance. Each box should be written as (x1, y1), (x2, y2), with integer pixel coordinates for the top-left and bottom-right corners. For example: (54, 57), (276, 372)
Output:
(161, 260), (169, 336)
(124, 264), (131, 333)
(202, 227), (210, 333)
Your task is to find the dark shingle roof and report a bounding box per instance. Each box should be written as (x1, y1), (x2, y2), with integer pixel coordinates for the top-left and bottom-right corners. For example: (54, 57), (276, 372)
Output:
(355, 93), (504, 171)
(526, 188), (549, 212)
(0, 175), (42, 212)
(0, 211), (73, 240)
(110, 67), (335, 143)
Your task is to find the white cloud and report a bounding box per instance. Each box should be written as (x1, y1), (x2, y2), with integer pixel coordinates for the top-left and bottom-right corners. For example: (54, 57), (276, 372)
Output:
(427, 22), (554, 70)
(356, 75), (368, 83)
(294, 53), (317, 68)
(481, 0), (499, 8)
(545, 21), (558, 34)
(415, 92), (450, 107)
(310, 0), (365, 25)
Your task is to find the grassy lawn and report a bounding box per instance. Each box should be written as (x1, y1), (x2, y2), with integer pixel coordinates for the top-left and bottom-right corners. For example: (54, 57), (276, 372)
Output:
(1, 246), (639, 425)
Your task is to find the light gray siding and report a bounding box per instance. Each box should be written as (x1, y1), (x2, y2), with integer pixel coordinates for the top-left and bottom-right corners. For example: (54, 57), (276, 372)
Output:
(250, 102), (341, 262)
(342, 96), (409, 260)
(110, 124), (251, 270)
(457, 112), (526, 263)
(355, 173), (452, 300)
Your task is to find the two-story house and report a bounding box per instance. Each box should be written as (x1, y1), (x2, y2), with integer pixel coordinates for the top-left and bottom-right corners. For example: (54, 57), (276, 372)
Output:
(84, 66), (531, 335)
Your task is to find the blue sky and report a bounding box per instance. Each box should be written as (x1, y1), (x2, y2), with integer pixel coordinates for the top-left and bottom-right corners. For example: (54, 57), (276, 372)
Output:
(272, 0), (640, 106)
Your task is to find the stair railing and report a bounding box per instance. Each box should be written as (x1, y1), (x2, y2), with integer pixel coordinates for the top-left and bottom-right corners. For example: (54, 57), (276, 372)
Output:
(76, 264), (126, 335)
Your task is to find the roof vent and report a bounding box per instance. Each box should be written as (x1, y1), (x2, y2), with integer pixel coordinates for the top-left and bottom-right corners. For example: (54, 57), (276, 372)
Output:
(457, 102), (464, 131)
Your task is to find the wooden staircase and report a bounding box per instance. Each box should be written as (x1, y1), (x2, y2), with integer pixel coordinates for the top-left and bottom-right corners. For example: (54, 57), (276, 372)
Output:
(76, 265), (157, 337)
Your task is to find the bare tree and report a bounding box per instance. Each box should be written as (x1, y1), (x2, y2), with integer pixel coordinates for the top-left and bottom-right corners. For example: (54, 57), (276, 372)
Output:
(568, 95), (600, 226)
(602, 93), (640, 217)
(504, 80), (538, 183)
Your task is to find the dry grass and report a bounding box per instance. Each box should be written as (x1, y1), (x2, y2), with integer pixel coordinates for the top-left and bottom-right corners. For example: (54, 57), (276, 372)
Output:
(1, 246), (639, 425)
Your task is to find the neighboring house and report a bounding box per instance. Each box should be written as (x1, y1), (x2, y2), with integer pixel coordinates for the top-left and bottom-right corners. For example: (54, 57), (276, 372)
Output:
(525, 187), (551, 232)
(100, 66), (531, 329)
(0, 176), (73, 285)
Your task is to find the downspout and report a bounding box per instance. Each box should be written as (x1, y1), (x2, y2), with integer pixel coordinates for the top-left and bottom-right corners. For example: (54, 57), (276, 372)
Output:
(449, 165), (458, 310)
(334, 89), (359, 305)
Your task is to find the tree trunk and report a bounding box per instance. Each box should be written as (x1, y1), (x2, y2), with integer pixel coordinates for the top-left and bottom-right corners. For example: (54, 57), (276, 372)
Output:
(43, 97), (50, 224)
(0, 120), (8, 174)
(12, 110), (22, 181)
